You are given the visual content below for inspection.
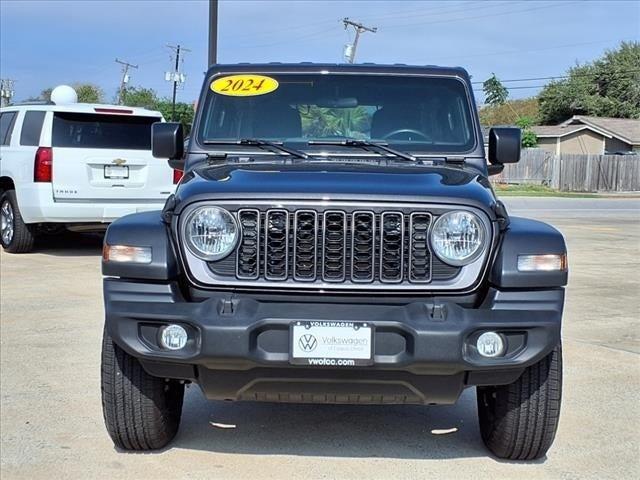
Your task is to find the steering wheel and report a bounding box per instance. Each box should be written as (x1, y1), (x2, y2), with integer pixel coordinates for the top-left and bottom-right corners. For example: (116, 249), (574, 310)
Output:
(382, 129), (429, 141)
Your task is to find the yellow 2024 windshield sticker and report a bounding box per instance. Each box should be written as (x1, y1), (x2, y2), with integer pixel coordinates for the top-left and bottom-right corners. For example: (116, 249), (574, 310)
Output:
(211, 75), (279, 97)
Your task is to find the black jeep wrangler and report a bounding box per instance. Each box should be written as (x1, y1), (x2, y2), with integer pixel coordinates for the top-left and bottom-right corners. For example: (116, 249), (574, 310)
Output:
(101, 63), (567, 460)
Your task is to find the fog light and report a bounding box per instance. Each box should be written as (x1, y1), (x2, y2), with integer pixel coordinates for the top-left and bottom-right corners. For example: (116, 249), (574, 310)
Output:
(160, 324), (188, 350)
(477, 331), (505, 358)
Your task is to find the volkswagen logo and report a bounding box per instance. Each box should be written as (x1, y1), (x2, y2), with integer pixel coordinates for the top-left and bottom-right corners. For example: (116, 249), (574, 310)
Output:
(298, 334), (317, 352)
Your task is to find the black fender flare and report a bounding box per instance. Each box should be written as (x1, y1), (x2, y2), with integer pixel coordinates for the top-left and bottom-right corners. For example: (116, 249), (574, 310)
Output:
(490, 216), (568, 288)
(102, 211), (178, 280)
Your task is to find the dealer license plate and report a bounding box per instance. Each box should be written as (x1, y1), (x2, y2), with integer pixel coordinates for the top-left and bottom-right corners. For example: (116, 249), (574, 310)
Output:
(104, 165), (129, 179)
(290, 321), (373, 366)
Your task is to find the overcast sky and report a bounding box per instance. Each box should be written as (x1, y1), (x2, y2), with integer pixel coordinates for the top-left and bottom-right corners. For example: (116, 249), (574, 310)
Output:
(1, 0), (638, 103)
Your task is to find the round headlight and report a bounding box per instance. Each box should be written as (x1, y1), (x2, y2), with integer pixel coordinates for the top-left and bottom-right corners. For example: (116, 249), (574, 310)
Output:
(431, 211), (485, 266)
(184, 206), (238, 261)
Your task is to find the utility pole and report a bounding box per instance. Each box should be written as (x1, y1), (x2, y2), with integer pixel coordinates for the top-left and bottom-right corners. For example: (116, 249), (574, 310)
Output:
(342, 18), (377, 64)
(209, 0), (218, 66)
(165, 44), (191, 121)
(0, 79), (15, 107)
(115, 59), (138, 105)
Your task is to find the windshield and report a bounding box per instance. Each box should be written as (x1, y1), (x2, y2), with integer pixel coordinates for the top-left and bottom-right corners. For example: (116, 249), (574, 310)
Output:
(198, 73), (476, 154)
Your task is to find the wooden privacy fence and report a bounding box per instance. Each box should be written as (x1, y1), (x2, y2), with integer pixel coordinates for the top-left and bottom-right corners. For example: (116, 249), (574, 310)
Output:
(492, 149), (640, 192)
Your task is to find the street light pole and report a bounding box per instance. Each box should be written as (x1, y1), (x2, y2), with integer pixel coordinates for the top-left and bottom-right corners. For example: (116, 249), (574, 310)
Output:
(209, 0), (218, 66)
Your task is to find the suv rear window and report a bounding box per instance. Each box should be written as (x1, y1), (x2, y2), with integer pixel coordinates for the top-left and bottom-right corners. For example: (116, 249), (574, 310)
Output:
(20, 111), (46, 146)
(52, 113), (158, 150)
(0, 112), (17, 145)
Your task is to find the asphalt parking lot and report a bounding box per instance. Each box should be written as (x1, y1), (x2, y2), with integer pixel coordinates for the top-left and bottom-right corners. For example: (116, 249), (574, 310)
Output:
(1, 197), (638, 480)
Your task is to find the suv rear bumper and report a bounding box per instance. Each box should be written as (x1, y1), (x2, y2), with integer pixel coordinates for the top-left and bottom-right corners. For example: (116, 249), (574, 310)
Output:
(104, 279), (563, 405)
(16, 184), (167, 224)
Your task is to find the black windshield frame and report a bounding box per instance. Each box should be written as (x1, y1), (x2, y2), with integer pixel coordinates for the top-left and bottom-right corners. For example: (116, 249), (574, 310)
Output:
(195, 72), (479, 156)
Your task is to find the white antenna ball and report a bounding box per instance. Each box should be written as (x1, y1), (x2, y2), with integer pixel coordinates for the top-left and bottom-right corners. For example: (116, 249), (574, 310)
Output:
(51, 85), (78, 105)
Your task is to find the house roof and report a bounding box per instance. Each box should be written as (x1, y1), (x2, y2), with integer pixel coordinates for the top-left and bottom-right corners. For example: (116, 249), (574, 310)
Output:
(531, 124), (610, 139)
(561, 115), (640, 145)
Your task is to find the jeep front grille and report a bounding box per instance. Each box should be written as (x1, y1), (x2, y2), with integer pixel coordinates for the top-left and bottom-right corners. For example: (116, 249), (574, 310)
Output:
(264, 210), (289, 280)
(293, 210), (318, 281)
(182, 201), (492, 292)
(235, 208), (436, 284)
(351, 211), (375, 282)
(236, 209), (260, 280)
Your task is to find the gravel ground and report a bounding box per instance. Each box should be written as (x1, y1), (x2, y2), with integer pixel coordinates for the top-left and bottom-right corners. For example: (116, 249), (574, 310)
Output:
(1, 197), (638, 480)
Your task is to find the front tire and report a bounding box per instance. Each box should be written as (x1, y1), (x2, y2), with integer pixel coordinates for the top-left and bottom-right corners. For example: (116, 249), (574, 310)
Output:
(477, 344), (562, 460)
(101, 328), (185, 450)
(0, 190), (35, 253)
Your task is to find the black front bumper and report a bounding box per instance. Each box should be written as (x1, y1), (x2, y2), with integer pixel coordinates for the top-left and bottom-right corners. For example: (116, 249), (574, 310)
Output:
(104, 279), (563, 405)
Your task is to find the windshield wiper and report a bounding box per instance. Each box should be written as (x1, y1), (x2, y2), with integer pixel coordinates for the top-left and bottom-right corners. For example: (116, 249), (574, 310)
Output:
(308, 139), (417, 162)
(202, 138), (308, 159)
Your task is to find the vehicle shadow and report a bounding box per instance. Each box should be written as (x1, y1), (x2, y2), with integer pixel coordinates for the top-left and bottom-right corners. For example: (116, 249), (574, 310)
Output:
(32, 232), (104, 257)
(167, 386), (510, 461)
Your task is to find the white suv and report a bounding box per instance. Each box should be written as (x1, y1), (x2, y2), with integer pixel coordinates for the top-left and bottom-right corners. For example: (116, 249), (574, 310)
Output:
(0, 97), (179, 253)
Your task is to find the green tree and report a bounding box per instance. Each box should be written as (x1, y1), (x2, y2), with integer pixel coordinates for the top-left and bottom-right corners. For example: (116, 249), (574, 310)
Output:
(119, 86), (194, 134)
(40, 88), (52, 102)
(482, 73), (509, 106)
(515, 116), (538, 148)
(538, 41), (640, 123)
(73, 83), (103, 103)
(479, 98), (540, 126)
(40, 83), (103, 103)
(155, 100), (194, 135)
(121, 86), (158, 109)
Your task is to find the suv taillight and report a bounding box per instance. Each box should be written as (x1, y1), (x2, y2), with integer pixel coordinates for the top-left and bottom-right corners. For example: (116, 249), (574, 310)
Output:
(173, 169), (184, 184)
(34, 147), (53, 182)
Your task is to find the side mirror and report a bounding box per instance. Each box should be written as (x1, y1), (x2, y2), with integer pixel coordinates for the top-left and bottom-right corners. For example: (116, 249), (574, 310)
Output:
(488, 127), (521, 165)
(152, 122), (184, 168)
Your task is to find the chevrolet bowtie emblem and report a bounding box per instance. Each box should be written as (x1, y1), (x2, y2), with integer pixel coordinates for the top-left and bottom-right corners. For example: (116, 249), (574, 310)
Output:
(112, 158), (127, 166)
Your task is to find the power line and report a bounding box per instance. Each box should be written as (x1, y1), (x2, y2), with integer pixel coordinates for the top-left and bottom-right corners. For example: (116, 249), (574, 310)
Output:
(342, 18), (377, 64)
(212, 1), (500, 46)
(232, 25), (342, 49)
(358, 0), (513, 23)
(473, 85), (547, 92)
(115, 58), (138, 105)
(357, 0), (478, 20)
(426, 38), (626, 64)
(472, 68), (640, 85)
(221, 14), (338, 42)
(472, 69), (640, 96)
(382, 0), (579, 30)
(137, 54), (172, 67)
(473, 70), (640, 92)
(211, 0), (508, 43)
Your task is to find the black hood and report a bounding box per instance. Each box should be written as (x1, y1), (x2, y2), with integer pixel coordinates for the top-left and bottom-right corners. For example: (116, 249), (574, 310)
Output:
(173, 162), (497, 215)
